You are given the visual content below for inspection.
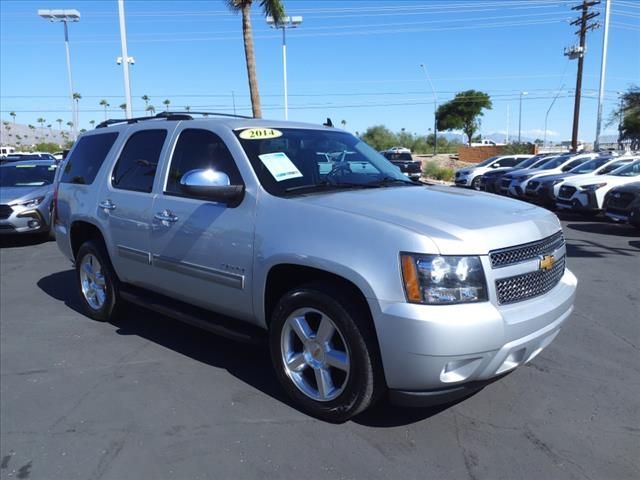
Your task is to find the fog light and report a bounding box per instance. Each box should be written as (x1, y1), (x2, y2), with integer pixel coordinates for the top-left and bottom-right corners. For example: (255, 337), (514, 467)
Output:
(440, 357), (483, 383)
(28, 220), (41, 229)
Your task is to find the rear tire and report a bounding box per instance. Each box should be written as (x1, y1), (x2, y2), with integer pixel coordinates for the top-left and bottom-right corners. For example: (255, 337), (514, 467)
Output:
(269, 283), (383, 422)
(75, 240), (122, 322)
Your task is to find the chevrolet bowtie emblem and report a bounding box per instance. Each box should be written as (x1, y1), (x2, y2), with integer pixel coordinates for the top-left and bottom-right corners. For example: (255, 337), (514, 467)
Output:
(539, 255), (555, 271)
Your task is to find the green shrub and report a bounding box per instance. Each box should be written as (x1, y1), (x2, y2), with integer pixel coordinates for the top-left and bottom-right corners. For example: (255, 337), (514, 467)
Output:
(422, 160), (454, 182)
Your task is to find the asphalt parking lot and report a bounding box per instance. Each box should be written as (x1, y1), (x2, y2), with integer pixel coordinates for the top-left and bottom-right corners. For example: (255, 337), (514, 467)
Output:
(1, 215), (639, 480)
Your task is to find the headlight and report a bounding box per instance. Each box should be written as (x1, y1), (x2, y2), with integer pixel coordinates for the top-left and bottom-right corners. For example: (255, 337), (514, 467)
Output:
(10, 196), (45, 208)
(521, 174), (535, 181)
(581, 183), (607, 191)
(400, 254), (488, 305)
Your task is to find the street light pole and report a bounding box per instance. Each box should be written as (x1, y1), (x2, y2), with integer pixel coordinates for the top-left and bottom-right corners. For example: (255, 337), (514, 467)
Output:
(267, 16), (303, 120)
(117, 0), (133, 119)
(38, 9), (80, 139)
(544, 85), (565, 147)
(594, 0), (611, 151)
(420, 64), (438, 155)
(518, 91), (528, 143)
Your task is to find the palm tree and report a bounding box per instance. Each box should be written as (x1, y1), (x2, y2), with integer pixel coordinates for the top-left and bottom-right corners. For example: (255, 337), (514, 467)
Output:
(225, 0), (285, 118)
(145, 105), (156, 116)
(99, 99), (110, 120)
(73, 92), (81, 123)
(37, 118), (46, 139)
(89, 120), (95, 128)
(185, 105), (191, 112)
(66, 121), (74, 131)
(141, 95), (150, 107)
(341, 119), (347, 129)
(162, 99), (171, 111)
(119, 103), (127, 112)
(9, 111), (16, 124)
(56, 118), (63, 131)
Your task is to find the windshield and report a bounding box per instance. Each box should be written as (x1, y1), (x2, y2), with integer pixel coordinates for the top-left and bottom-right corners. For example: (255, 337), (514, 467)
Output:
(538, 155), (573, 170)
(570, 158), (609, 174)
(598, 160), (630, 175)
(611, 161), (640, 177)
(514, 156), (542, 169)
(235, 127), (415, 196)
(0, 164), (56, 187)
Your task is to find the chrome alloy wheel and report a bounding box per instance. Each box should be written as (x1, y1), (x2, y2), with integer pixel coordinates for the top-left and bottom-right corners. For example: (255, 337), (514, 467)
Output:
(79, 253), (107, 310)
(280, 308), (350, 402)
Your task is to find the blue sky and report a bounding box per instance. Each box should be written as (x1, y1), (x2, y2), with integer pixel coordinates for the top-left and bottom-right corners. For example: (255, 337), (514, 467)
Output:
(1, 0), (638, 143)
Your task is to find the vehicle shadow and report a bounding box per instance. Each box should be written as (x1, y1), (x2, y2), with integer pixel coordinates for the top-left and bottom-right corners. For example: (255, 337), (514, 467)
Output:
(0, 233), (51, 249)
(565, 222), (640, 238)
(37, 269), (458, 426)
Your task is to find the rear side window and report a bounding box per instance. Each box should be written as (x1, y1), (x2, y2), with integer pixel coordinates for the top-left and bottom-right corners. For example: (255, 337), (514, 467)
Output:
(111, 129), (167, 193)
(498, 158), (520, 167)
(60, 132), (119, 184)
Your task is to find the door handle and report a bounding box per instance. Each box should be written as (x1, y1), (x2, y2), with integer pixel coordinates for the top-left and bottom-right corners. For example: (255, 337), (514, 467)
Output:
(99, 200), (116, 211)
(154, 210), (179, 223)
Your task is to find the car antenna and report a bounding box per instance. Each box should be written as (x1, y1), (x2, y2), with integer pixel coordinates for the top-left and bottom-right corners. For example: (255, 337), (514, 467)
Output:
(323, 118), (333, 127)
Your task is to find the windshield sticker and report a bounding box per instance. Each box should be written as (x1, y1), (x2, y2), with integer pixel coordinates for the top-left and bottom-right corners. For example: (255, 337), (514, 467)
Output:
(15, 165), (36, 168)
(258, 152), (303, 182)
(239, 128), (283, 140)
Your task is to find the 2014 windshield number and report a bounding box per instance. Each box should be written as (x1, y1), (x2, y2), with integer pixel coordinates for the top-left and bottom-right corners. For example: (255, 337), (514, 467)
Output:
(239, 128), (282, 140)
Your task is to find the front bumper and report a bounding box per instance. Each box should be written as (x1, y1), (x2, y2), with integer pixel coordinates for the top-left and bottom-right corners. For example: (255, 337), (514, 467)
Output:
(0, 206), (50, 234)
(372, 268), (577, 403)
(555, 190), (599, 212)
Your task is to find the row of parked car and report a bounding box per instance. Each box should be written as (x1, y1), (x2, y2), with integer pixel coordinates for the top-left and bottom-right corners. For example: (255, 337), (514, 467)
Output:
(454, 152), (640, 228)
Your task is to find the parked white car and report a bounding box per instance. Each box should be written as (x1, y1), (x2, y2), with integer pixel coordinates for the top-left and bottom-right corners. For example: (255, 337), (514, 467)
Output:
(556, 159), (640, 214)
(523, 156), (627, 205)
(502, 153), (598, 198)
(385, 146), (411, 154)
(455, 154), (532, 189)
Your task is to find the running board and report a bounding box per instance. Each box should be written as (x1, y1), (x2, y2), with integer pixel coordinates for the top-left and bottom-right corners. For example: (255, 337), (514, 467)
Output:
(120, 285), (266, 344)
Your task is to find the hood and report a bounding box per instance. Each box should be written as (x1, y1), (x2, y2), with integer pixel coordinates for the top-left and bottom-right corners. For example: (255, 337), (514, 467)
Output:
(502, 167), (537, 179)
(533, 172), (573, 184)
(563, 173), (639, 188)
(483, 167), (517, 178)
(0, 185), (52, 205)
(294, 185), (560, 255)
(608, 181), (640, 194)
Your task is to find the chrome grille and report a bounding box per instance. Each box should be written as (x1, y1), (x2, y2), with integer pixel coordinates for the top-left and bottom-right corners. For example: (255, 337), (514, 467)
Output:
(496, 256), (565, 305)
(0, 204), (13, 220)
(489, 231), (565, 268)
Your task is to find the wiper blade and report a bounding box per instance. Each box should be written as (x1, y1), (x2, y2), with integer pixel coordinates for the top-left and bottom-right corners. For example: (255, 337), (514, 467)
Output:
(364, 176), (418, 187)
(285, 181), (376, 193)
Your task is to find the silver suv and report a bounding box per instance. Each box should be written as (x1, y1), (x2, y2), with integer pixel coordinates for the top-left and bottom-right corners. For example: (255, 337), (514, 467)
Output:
(54, 113), (577, 422)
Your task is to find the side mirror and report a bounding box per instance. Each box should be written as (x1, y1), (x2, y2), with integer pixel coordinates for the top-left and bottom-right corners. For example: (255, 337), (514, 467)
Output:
(179, 169), (244, 205)
(492, 163), (501, 168)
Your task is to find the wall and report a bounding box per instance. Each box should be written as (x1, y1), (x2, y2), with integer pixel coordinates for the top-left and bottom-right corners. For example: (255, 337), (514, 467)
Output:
(457, 144), (539, 163)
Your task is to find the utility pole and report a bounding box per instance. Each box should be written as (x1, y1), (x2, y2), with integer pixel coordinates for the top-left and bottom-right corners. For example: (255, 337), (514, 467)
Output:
(594, 0), (611, 151)
(565, 0), (600, 152)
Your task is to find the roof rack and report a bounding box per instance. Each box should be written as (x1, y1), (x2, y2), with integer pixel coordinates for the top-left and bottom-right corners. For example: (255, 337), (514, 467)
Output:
(95, 111), (253, 129)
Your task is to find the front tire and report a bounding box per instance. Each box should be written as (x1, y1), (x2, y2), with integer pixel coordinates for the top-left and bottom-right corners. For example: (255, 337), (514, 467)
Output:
(471, 176), (481, 190)
(269, 283), (383, 422)
(76, 240), (121, 322)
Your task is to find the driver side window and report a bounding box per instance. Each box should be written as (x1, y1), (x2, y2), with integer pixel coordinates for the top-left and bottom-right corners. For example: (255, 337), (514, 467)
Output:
(165, 129), (243, 196)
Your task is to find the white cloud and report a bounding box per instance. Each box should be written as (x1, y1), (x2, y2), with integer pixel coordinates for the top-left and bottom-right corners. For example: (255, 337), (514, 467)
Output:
(524, 129), (559, 137)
